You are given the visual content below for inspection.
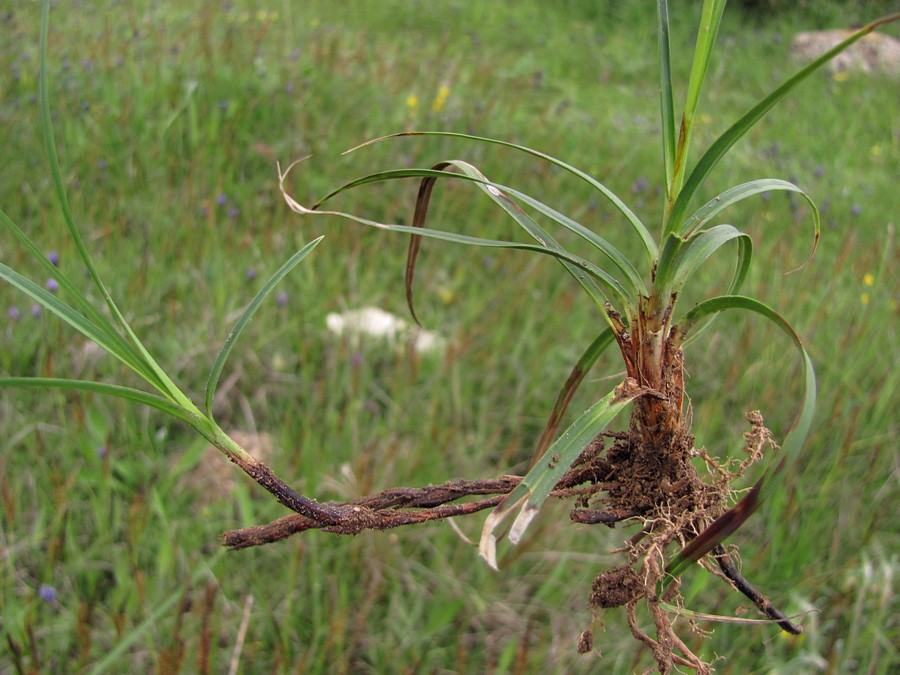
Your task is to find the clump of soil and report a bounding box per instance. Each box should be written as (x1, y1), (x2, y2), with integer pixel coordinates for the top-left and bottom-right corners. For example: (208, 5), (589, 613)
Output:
(577, 412), (778, 674)
(590, 565), (644, 609)
(601, 428), (723, 518)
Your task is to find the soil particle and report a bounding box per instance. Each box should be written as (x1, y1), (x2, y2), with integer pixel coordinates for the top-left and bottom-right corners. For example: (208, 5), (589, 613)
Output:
(576, 628), (594, 654)
(590, 565), (644, 609)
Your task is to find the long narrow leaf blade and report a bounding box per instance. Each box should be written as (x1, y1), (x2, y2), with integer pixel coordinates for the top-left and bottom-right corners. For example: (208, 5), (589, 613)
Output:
(658, 0), (676, 195)
(0, 263), (153, 379)
(0, 377), (203, 427)
(666, 13), (900, 235)
(528, 329), (616, 468)
(669, 0), (726, 199)
(205, 236), (324, 415)
(479, 378), (647, 570)
(677, 234), (753, 348)
(345, 130), (659, 262)
(682, 179), (819, 240)
(669, 224), (752, 293)
(281, 161), (631, 319)
(432, 160), (633, 311)
(315, 164), (644, 304)
(0, 208), (160, 386)
(40, 0), (191, 409)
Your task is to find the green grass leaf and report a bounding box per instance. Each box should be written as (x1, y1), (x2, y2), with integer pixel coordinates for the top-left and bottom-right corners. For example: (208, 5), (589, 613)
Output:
(397, 161), (616, 323)
(0, 377), (206, 429)
(668, 0), (726, 203)
(658, 0), (676, 197)
(479, 378), (646, 570)
(528, 329), (617, 469)
(38, 0), (193, 411)
(0, 209), (167, 390)
(346, 130), (659, 262)
(313, 163), (646, 307)
(669, 224), (752, 295)
(665, 12), (900, 236)
(282, 161), (636, 322)
(204, 236), (324, 416)
(0, 263), (166, 386)
(681, 179), (819, 242)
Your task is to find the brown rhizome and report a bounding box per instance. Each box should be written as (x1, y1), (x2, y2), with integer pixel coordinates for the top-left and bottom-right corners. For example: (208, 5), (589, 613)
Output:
(218, 368), (799, 674)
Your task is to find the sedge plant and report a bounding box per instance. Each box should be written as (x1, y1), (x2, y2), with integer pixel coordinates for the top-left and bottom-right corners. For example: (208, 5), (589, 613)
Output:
(2, 1), (898, 672)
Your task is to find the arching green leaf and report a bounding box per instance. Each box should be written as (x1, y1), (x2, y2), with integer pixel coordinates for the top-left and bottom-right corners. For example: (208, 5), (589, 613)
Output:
(345, 130), (658, 262)
(669, 224), (752, 294)
(0, 263), (171, 394)
(0, 209), (165, 391)
(681, 178), (819, 243)
(663, 295), (816, 583)
(665, 14), (900, 236)
(205, 237), (324, 416)
(39, 0), (192, 411)
(281, 161), (636, 328)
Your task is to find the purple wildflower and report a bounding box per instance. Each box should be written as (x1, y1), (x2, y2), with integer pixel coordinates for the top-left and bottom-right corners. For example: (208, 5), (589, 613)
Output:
(216, 193), (227, 206)
(38, 584), (57, 603)
(631, 176), (649, 194)
(276, 290), (288, 307)
(246, 267), (257, 281)
(7, 306), (20, 321)
(227, 205), (239, 219)
(48, 250), (60, 266)
(31, 304), (42, 317)
(851, 204), (861, 216)
(46, 278), (59, 293)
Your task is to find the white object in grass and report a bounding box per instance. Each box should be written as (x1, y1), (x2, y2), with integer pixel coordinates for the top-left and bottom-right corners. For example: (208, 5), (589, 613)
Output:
(326, 306), (446, 355)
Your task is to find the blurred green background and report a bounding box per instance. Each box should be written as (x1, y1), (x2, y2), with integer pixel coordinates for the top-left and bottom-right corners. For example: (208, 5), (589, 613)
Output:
(1, 1), (897, 672)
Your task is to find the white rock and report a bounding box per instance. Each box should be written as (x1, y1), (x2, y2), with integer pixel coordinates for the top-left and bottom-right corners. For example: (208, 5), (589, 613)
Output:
(790, 30), (900, 77)
(326, 306), (446, 355)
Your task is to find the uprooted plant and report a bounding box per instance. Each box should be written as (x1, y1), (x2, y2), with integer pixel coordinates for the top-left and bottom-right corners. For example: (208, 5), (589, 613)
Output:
(3, 1), (898, 672)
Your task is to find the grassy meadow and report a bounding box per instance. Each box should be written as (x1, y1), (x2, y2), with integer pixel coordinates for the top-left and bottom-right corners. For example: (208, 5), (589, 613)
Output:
(1, 1), (898, 672)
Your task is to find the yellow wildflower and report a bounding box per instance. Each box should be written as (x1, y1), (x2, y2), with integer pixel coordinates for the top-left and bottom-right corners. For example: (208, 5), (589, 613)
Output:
(432, 85), (450, 113)
(406, 94), (419, 110)
(833, 70), (850, 82)
(863, 273), (874, 286)
(860, 292), (870, 305)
